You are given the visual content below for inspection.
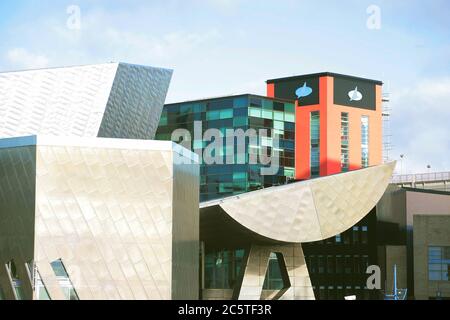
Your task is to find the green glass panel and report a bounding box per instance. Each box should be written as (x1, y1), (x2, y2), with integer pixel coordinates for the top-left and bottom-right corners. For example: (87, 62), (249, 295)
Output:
(193, 140), (203, 149)
(249, 107), (261, 118)
(273, 129), (284, 136)
(233, 97), (248, 108)
(193, 103), (206, 113)
(284, 113), (295, 122)
(261, 110), (273, 119)
(220, 109), (233, 119)
(207, 110), (221, 121)
(284, 168), (295, 177)
(285, 103), (295, 113)
(274, 111), (284, 121)
(261, 136), (272, 147)
(262, 99), (273, 110)
(180, 104), (193, 114)
(233, 172), (247, 180)
(233, 116), (248, 127)
(274, 121), (284, 130)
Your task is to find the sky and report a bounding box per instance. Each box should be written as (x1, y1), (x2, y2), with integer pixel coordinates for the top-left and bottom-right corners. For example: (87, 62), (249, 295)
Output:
(0, 0), (449, 174)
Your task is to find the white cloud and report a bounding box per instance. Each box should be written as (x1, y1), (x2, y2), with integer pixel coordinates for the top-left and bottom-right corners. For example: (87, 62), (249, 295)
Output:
(44, 8), (222, 66)
(390, 77), (450, 173)
(5, 48), (49, 70)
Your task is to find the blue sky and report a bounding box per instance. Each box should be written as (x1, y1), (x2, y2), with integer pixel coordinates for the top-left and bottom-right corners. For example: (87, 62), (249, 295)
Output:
(0, 0), (449, 173)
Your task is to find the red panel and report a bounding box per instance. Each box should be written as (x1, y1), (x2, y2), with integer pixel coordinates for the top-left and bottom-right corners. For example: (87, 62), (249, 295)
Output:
(267, 83), (275, 98)
(295, 99), (311, 180)
(319, 76), (328, 176)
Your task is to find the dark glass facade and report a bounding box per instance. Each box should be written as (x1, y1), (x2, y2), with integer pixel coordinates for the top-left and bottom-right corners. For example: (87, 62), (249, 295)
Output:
(302, 209), (380, 300)
(156, 94), (295, 202)
(310, 111), (320, 177)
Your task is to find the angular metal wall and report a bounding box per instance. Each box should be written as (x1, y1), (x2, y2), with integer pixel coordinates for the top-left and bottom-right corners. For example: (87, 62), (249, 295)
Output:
(0, 137), (199, 300)
(0, 63), (172, 140)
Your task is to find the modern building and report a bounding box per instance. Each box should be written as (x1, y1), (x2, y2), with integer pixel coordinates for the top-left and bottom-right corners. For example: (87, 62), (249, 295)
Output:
(199, 163), (394, 300)
(301, 209), (379, 300)
(0, 136), (199, 300)
(156, 72), (388, 299)
(0, 63), (201, 300)
(0, 64), (399, 301)
(413, 214), (450, 300)
(0, 62), (173, 140)
(377, 186), (450, 299)
(156, 94), (296, 202)
(267, 72), (383, 179)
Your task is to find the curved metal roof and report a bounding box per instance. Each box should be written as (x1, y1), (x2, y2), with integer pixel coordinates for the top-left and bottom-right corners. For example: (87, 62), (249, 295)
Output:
(201, 162), (395, 244)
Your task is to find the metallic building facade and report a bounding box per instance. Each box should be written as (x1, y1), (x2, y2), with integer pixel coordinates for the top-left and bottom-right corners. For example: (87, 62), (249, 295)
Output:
(0, 63), (172, 139)
(0, 64), (398, 301)
(199, 162), (395, 300)
(0, 136), (199, 300)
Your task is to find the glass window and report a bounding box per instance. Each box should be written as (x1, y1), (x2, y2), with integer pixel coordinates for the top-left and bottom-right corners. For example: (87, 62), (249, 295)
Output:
(33, 267), (51, 300)
(205, 249), (245, 289)
(285, 103), (295, 114)
(428, 246), (450, 281)
(308, 256), (317, 274)
(250, 98), (262, 107)
(336, 234), (342, 243)
(249, 107), (261, 118)
(284, 167), (295, 178)
(353, 226), (359, 244)
(207, 110), (221, 121)
(273, 111), (284, 121)
(344, 255), (352, 274)
(284, 113), (295, 123)
(341, 112), (349, 172)
(361, 116), (369, 168)
(233, 118), (248, 129)
(361, 255), (369, 273)
(310, 111), (320, 177)
(50, 259), (79, 300)
(274, 121), (284, 130)
(220, 109), (233, 119)
(327, 255), (335, 274)
(336, 255), (343, 274)
(233, 172), (247, 180)
(261, 109), (273, 119)
(361, 226), (368, 244)
(262, 99), (273, 110)
(233, 97), (248, 108)
(263, 253), (286, 290)
(318, 255), (325, 274)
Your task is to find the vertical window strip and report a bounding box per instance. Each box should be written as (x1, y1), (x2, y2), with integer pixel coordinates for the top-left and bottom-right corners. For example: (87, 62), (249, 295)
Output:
(27, 262), (51, 300)
(341, 112), (349, 172)
(6, 260), (25, 300)
(361, 116), (369, 168)
(310, 111), (320, 177)
(50, 259), (79, 300)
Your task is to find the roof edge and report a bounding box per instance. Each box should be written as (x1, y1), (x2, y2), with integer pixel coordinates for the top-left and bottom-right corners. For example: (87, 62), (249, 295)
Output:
(266, 72), (383, 85)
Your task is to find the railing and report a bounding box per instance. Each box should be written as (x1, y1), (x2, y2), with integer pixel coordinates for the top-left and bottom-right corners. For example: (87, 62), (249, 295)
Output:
(392, 172), (450, 184)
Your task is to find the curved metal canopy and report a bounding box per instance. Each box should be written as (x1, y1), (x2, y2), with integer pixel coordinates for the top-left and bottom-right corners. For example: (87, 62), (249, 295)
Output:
(200, 162), (395, 244)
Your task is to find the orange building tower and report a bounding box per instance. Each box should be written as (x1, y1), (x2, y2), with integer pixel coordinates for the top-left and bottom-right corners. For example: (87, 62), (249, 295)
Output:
(267, 72), (382, 180)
